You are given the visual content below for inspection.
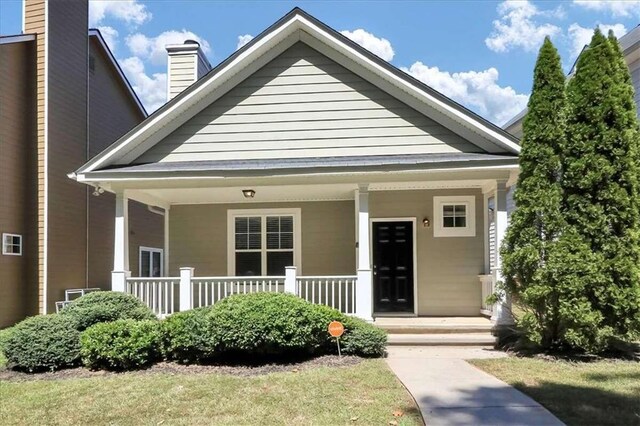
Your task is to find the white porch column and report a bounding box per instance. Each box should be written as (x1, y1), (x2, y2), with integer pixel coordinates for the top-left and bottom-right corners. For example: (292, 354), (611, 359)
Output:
(112, 191), (130, 292)
(179, 267), (194, 312)
(164, 206), (170, 276)
(355, 184), (373, 321)
(491, 180), (514, 326)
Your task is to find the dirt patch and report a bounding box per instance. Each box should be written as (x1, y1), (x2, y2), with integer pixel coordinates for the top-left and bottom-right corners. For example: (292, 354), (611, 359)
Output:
(0, 355), (363, 382)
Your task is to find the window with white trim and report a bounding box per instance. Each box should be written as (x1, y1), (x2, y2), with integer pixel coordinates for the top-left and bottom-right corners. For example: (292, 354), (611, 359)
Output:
(139, 247), (163, 277)
(433, 196), (476, 237)
(2, 233), (22, 256)
(229, 209), (301, 276)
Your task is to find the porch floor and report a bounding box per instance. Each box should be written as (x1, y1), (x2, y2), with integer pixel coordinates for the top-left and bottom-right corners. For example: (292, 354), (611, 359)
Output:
(374, 316), (493, 335)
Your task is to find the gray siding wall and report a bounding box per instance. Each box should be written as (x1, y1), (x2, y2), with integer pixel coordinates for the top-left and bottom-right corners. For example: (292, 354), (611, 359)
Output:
(630, 58), (640, 118)
(138, 42), (480, 163)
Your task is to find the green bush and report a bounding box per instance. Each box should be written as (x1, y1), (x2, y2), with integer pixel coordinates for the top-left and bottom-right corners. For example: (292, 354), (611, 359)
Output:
(207, 293), (344, 357)
(81, 319), (160, 370)
(159, 307), (218, 363)
(4, 315), (81, 372)
(341, 316), (387, 357)
(61, 291), (156, 331)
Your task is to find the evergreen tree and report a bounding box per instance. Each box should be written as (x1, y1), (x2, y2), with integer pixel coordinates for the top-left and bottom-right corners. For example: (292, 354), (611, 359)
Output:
(562, 29), (640, 350)
(501, 38), (568, 348)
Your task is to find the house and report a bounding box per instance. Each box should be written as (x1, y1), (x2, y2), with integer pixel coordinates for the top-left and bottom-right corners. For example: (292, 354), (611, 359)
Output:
(0, 0), (164, 327)
(72, 8), (519, 323)
(504, 24), (640, 137)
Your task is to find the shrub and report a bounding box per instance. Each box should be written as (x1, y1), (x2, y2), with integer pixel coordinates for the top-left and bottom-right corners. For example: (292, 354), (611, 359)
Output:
(341, 316), (387, 357)
(81, 319), (160, 370)
(159, 307), (218, 363)
(4, 315), (81, 372)
(61, 291), (156, 331)
(207, 292), (345, 358)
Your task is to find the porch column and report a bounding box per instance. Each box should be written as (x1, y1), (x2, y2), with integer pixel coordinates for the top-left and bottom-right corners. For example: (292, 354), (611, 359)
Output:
(164, 206), (170, 276)
(355, 184), (373, 321)
(112, 191), (130, 292)
(491, 181), (514, 326)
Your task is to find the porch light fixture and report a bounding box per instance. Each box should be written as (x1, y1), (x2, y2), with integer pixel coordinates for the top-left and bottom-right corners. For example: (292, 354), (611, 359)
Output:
(242, 189), (256, 199)
(422, 217), (430, 228)
(92, 186), (105, 197)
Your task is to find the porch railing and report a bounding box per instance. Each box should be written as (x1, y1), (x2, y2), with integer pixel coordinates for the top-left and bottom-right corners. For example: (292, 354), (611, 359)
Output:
(122, 267), (367, 317)
(296, 276), (357, 314)
(125, 277), (179, 317)
(191, 276), (285, 309)
(478, 273), (495, 316)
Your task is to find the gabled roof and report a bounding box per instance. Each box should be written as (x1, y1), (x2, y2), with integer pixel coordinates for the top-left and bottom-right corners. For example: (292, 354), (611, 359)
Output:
(74, 8), (520, 180)
(89, 28), (147, 117)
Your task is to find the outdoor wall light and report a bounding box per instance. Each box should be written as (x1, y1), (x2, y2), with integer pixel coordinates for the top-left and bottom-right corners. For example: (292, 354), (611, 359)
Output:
(92, 186), (105, 197)
(422, 217), (430, 228)
(242, 189), (256, 198)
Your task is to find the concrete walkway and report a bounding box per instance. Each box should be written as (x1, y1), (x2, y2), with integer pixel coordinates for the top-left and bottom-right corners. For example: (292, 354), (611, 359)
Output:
(386, 347), (564, 426)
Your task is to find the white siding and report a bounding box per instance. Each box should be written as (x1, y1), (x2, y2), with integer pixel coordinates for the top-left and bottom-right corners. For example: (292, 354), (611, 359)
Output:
(137, 42), (481, 163)
(168, 54), (196, 100)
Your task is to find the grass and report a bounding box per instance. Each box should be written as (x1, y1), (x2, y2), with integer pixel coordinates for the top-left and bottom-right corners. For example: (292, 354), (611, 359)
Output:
(0, 359), (421, 426)
(470, 357), (640, 426)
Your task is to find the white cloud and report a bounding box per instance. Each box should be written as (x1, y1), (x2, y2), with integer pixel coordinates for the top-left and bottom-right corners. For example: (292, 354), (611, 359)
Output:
(403, 62), (529, 125)
(340, 29), (395, 61)
(573, 1), (640, 17)
(97, 26), (119, 52)
(567, 23), (627, 57)
(236, 34), (254, 50)
(126, 30), (211, 66)
(120, 56), (167, 113)
(89, 0), (151, 27)
(486, 0), (562, 53)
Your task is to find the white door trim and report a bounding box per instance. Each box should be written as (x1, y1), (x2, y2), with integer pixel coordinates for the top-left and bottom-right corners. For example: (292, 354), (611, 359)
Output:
(369, 217), (418, 316)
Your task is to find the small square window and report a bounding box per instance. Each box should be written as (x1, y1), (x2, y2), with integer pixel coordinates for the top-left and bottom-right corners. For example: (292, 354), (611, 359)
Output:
(433, 196), (476, 237)
(2, 233), (22, 256)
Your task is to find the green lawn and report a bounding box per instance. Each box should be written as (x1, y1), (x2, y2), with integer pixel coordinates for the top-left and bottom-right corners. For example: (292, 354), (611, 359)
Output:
(471, 357), (640, 426)
(0, 359), (421, 426)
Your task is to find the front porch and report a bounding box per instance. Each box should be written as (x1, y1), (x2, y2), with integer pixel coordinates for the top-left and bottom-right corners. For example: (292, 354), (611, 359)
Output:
(107, 172), (515, 324)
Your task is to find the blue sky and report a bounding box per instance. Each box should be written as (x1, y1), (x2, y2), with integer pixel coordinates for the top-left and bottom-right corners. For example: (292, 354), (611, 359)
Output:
(1, 0), (639, 124)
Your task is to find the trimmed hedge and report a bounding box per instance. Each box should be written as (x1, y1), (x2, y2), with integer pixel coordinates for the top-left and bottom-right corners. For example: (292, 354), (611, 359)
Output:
(61, 291), (156, 331)
(81, 319), (161, 370)
(341, 316), (387, 357)
(207, 292), (344, 357)
(160, 307), (218, 364)
(4, 315), (81, 372)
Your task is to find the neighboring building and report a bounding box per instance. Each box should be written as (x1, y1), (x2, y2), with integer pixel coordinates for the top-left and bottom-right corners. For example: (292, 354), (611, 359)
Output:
(504, 25), (640, 138)
(0, 0), (164, 327)
(73, 9), (519, 324)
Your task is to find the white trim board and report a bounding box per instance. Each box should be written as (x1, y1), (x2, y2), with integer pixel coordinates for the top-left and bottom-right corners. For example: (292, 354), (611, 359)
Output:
(226, 208), (302, 276)
(74, 9), (519, 176)
(370, 217), (418, 316)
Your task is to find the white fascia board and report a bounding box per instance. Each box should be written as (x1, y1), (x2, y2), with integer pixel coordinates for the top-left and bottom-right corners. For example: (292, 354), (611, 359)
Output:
(295, 15), (520, 154)
(0, 34), (36, 44)
(77, 18), (301, 174)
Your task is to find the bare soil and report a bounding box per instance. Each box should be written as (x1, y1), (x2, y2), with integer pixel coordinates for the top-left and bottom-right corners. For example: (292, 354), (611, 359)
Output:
(0, 355), (363, 382)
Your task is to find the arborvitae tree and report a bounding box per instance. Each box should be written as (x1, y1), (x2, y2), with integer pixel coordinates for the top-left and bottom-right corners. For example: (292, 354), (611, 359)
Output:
(562, 29), (640, 351)
(501, 38), (569, 348)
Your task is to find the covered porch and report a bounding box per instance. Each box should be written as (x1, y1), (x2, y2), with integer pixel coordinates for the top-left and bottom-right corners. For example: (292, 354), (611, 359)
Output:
(104, 162), (515, 324)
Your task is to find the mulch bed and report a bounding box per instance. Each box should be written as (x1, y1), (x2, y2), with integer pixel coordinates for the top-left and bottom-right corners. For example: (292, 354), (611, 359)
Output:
(0, 355), (363, 382)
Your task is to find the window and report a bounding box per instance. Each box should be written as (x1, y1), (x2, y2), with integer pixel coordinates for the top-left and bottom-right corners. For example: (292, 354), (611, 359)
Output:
(228, 209), (301, 276)
(433, 196), (476, 237)
(2, 233), (22, 256)
(139, 247), (163, 277)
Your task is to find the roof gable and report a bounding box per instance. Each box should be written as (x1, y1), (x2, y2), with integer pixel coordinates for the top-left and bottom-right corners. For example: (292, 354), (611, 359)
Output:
(75, 8), (519, 177)
(135, 42), (484, 163)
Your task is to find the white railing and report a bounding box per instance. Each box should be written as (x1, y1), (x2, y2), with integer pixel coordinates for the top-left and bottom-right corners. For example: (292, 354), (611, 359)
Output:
(191, 276), (285, 309)
(296, 276), (357, 314)
(478, 274), (495, 316)
(126, 277), (179, 317)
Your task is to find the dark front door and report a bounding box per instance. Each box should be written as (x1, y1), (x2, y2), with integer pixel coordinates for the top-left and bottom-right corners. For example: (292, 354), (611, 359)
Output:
(372, 221), (414, 313)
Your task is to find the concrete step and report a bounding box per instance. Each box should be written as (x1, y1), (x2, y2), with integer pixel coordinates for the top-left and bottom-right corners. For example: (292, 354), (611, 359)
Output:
(387, 333), (497, 346)
(377, 324), (493, 334)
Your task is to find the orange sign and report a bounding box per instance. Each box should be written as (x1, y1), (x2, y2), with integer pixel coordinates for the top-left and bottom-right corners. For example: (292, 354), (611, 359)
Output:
(328, 321), (344, 337)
